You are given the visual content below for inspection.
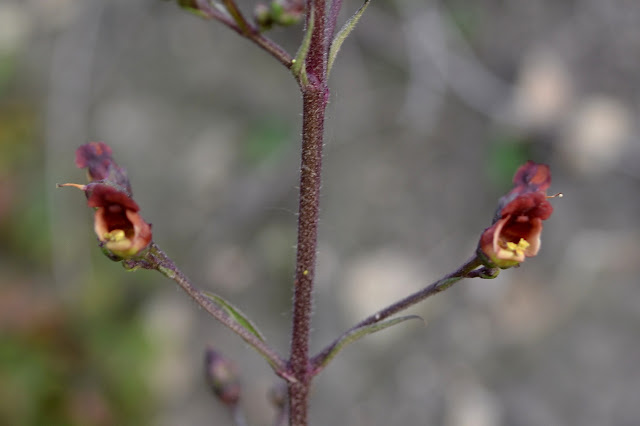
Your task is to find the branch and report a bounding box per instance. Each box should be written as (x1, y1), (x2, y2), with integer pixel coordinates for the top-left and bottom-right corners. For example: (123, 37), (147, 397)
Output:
(193, 0), (294, 68)
(311, 254), (487, 373)
(220, 0), (252, 34)
(124, 243), (293, 381)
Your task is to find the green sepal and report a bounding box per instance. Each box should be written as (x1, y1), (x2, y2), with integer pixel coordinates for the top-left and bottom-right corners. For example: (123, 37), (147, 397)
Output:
(99, 243), (124, 262)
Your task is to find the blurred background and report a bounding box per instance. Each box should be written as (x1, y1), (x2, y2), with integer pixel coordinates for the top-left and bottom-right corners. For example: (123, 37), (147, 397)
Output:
(1, 0), (639, 425)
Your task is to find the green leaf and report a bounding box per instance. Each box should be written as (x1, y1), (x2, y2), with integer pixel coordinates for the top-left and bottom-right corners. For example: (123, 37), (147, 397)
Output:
(204, 291), (266, 342)
(291, 7), (314, 84)
(327, 0), (371, 77)
(316, 315), (423, 371)
(177, 0), (211, 18)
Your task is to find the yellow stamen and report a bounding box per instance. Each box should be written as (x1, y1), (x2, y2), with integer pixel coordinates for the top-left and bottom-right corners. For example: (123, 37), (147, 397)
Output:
(104, 229), (126, 242)
(505, 238), (530, 258)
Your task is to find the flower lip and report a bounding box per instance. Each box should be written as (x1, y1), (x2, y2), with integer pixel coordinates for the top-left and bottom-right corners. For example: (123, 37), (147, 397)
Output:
(90, 184), (151, 258)
(85, 183), (140, 212)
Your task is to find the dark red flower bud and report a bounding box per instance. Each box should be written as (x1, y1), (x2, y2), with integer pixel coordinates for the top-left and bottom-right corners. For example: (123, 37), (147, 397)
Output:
(75, 142), (131, 193)
(204, 346), (241, 407)
(478, 161), (557, 269)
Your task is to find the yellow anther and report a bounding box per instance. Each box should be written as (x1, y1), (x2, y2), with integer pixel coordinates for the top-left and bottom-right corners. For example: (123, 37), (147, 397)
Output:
(104, 229), (126, 242)
(505, 238), (530, 257)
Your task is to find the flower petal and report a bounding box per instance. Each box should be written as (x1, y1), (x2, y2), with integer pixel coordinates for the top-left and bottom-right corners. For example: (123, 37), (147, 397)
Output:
(512, 161), (551, 193)
(75, 142), (132, 193)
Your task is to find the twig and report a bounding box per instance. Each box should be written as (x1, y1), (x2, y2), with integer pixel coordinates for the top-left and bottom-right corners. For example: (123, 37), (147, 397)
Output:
(194, 0), (294, 68)
(126, 243), (291, 380)
(231, 405), (248, 426)
(311, 254), (484, 372)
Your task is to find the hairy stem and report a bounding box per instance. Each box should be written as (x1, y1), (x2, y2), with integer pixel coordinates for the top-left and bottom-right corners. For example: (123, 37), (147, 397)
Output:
(311, 255), (484, 372)
(288, 0), (329, 421)
(288, 86), (327, 426)
(326, 0), (344, 42)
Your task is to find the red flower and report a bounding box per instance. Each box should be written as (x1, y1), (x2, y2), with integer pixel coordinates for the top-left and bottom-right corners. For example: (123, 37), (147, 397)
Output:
(60, 143), (152, 259)
(86, 183), (152, 258)
(478, 161), (555, 269)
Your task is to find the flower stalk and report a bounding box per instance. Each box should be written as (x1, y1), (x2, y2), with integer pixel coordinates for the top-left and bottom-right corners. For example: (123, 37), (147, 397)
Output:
(191, 0), (294, 68)
(311, 254), (485, 374)
(123, 243), (291, 380)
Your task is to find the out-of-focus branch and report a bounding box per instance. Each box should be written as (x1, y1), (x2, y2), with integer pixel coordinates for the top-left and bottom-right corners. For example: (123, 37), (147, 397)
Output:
(124, 243), (293, 381)
(193, 0), (294, 68)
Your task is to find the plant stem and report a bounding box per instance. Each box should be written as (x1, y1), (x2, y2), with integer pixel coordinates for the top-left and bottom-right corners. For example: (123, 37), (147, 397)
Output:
(311, 255), (484, 372)
(326, 0), (344, 41)
(288, 88), (327, 426)
(288, 1), (329, 423)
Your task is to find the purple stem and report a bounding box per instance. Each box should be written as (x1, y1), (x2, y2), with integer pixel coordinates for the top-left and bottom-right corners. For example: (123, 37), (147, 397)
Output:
(326, 0), (344, 42)
(287, 1), (329, 424)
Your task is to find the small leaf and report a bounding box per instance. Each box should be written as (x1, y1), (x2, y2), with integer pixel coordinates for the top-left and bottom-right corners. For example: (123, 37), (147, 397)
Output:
(291, 7), (314, 84)
(315, 315), (423, 372)
(327, 0), (371, 77)
(204, 291), (266, 342)
(177, 0), (211, 18)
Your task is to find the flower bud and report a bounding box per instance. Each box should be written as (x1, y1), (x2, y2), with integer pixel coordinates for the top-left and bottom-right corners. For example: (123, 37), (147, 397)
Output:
(254, 0), (303, 31)
(204, 346), (241, 407)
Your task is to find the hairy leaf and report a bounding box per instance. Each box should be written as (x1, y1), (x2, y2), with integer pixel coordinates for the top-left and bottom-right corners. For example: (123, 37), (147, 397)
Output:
(204, 291), (266, 342)
(327, 0), (371, 77)
(316, 315), (423, 372)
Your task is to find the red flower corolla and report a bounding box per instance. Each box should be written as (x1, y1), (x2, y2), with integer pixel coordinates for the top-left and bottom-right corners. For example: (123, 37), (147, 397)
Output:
(60, 142), (152, 259)
(478, 161), (555, 269)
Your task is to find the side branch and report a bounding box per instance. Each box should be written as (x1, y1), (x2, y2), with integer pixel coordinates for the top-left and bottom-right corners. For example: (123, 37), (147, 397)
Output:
(194, 0), (293, 68)
(125, 243), (291, 380)
(310, 254), (486, 372)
